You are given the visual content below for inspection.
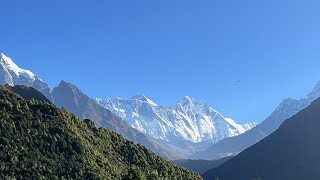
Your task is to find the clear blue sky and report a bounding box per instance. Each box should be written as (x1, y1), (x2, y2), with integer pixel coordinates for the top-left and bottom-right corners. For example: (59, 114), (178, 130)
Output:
(1, 0), (320, 123)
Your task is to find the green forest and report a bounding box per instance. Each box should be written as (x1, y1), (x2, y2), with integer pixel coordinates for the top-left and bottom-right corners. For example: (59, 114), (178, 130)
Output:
(0, 85), (202, 180)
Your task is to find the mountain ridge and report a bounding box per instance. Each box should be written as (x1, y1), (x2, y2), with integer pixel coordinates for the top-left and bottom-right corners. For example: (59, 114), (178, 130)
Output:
(97, 94), (256, 145)
(203, 96), (320, 180)
(0, 84), (202, 179)
(0, 53), (182, 159)
(192, 80), (320, 160)
(52, 80), (183, 159)
(0, 53), (53, 101)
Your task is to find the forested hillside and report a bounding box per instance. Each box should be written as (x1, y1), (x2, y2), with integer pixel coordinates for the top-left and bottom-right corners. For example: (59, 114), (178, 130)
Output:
(0, 85), (201, 179)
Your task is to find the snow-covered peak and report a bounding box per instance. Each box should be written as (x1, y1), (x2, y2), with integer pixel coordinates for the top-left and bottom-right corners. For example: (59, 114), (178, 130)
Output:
(130, 93), (148, 100)
(0, 53), (52, 101)
(0, 53), (36, 81)
(130, 94), (157, 106)
(225, 118), (258, 132)
(97, 95), (257, 143)
(178, 96), (207, 105)
(1, 53), (18, 67)
(176, 96), (211, 113)
(178, 96), (197, 105)
(182, 95), (192, 102)
(177, 96), (192, 105)
(307, 80), (320, 101)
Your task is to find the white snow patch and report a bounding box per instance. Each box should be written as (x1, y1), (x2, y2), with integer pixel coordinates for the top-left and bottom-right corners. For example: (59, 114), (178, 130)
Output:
(0, 53), (36, 81)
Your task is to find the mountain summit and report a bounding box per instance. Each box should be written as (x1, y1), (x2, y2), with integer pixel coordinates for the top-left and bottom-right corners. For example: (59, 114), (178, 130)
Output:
(97, 95), (256, 145)
(130, 94), (158, 106)
(0, 53), (52, 101)
(0, 53), (36, 82)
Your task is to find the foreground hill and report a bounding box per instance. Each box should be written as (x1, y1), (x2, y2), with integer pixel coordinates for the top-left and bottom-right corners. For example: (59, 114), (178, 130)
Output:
(203, 97), (320, 180)
(0, 85), (201, 179)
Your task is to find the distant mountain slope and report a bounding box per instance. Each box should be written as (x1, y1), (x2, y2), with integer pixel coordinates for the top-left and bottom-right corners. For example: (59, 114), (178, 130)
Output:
(5, 85), (51, 103)
(97, 95), (256, 144)
(192, 82), (320, 160)
(174, 156), (233, 174)
(0, 85), (202, 179)
(0, 53), (52, 101)
(52, 81), (183, 160)
(0, 53), (183, 159)
(203, 97), (320, 180)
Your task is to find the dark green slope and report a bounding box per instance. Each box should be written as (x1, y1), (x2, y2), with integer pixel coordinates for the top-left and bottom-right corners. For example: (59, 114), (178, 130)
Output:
(203, 98), (320, 180)
(0, 85), (201, 180)
(5, 84), (51, 103)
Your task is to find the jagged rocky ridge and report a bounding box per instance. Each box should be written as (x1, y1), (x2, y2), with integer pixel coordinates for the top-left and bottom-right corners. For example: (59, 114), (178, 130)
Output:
(96, 95), (256, 144)
(51, 80), (182, 159)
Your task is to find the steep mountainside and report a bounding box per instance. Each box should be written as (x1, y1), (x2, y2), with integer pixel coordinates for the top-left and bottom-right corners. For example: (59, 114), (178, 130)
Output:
(192, 81), (320, 160)
(97, 95), (256, 144)
(5, 85), (51, 103)
(0, 53), (183, 159)
(203, 97), (320, 180)
(0, 85), (201, 179)
(52, 81), (183, 159)
(0, 53), (52, 101)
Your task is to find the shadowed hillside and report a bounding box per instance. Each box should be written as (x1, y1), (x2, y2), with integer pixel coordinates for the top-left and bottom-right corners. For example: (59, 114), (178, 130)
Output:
(203, 97), (320, 180)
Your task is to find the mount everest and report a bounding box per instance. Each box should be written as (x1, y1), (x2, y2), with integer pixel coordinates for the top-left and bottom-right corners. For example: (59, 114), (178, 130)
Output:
(96, 95), (257, 144)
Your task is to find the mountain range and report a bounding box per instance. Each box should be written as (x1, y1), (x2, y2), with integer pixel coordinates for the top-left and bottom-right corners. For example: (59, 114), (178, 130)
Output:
(203, 95), (320, 180)
(51, 80), (181, 159)
(0, 84), (201, 179)
(192, 81), (320, 160)
(97, 95), (256, 145)
(3, 52), (320, 170)
(0, 53), (181, 159)
(0, 53), (257, 159)
(2, 52), (320, 179)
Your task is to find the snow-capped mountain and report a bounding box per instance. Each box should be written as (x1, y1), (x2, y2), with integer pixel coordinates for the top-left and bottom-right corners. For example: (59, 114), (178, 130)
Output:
(191, 81), (320, 160)
(0, 53), (52, 101)
(96, 95), (257, 143)
(0, 53), (183, 159)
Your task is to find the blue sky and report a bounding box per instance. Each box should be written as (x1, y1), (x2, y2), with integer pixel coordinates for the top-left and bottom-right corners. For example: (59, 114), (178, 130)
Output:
(1, 0), (320, 123)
